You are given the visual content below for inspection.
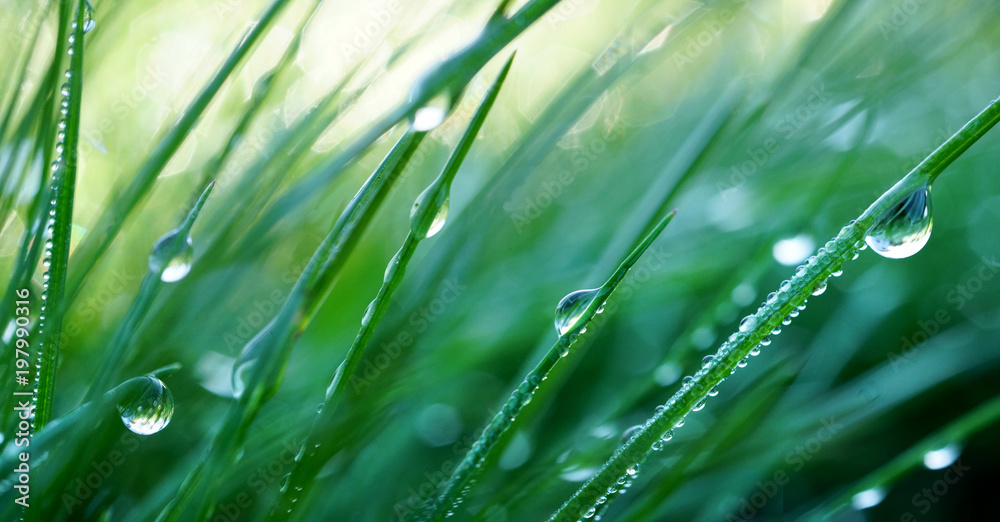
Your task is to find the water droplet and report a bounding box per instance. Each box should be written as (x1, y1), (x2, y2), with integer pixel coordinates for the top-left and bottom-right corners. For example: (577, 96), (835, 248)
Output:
(707, 386), (719, 397)
(737, 357), (749, 368)
(851, 487), (886, 510)
(661, 429), (674, 441)
(701, 355), (715, 368)
(779, 280), (791, 292)
(117, 376), (175, 435)
(865, 184), (932, 259)
(411, 93), (452, 131)
(759, 336), (772, 347)
(692, 399), (706, 411)
(749, 346), (760, 356)
(410, 182), (450, 238)
(923, 443), (962, 470)
(280, 473), (291, 492)
(232, 320), (280, 399)
(149, 228), (194, 282)
(620, 425), (642, 444)
(739, 316), (753, 332)
(554, 288), (599, 336)
(583, 507), (597, 519)
(812, 280), (828, 296)
(82, 3), (96, 33)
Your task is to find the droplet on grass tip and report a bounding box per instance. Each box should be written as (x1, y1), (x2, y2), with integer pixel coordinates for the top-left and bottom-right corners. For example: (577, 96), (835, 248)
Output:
(865, 183), (932, 259)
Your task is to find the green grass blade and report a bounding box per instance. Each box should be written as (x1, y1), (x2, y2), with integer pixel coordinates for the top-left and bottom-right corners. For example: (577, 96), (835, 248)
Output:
(802, 393), (1000, 521)
(419, 209), (677, 522)
(34, 0), (87, 430)
(84, 181), (216, 401)
(269, 54), (516, 521)
(63, 0), (294, 304)
(246, 0), (566, 240)
(546, 95), (1000, 521)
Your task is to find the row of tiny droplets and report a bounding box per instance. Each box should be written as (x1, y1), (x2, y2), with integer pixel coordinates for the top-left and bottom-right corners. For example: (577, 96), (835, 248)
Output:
(574, 222), (870, 520)
(32, 16), (91, 428)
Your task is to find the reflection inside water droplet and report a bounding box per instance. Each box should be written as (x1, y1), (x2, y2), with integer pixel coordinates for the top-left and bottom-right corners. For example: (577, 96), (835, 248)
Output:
(117, 376), (175, 435)
(411, 94), (452, 131)
(851, 487), (886, 510)
(554, 288), (599, 336)
(865, 183), (932, 259)
(149, 228), (194, 282)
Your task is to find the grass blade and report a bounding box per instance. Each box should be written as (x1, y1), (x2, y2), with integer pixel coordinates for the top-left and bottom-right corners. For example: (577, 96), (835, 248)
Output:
(546, 95), (1000, 521)
(269, 54), (516, 521)
(418, 209), (677, 522)
(63, 0), (295, 304)
(84, 181), (216, 401)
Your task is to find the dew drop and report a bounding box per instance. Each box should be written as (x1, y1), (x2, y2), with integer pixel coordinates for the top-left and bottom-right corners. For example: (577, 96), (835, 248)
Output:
(865, 184), (932, 258)
(737, 357), (748, 368)
(749, 346), (760, 356)
(410, 182), (450, 238)
(692, 399), (706, 411)
(812, 280), (828, 296)
(738, 316), (753, 332)
(149, 228), (194, 282)
(707, 386), (719, 397)
(923, 443), (962, 470)
(411, 93), (452, 131)
(661, 429), (674, 441)
(759, 336), (771, 347)
(701, 355), (715, 368)
(117, 376), (175, 435)
(851, 487), (886, 510)
(554, 288), (599, 336)
(232, 320), (279, 399)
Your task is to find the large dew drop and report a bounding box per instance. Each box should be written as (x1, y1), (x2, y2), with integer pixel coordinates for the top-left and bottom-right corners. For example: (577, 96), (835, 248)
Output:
(411, 94), (452, 131)
(117, 376), (175, 435)
(149, 228), (194, 282)
(410, 183), (450, 239)
(865, 184), (932, 259)
(554, 288), (599, 336)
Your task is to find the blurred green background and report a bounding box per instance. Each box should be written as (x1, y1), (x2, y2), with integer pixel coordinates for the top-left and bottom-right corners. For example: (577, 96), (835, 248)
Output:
(2, 0), (1000, 520)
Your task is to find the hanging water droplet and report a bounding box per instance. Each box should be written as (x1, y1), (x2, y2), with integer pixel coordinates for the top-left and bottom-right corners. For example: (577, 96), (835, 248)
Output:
(661, 429), (674, 441)
(865, 184), (932, 259)
(149, 228), (194, 282)
(410, 181), (450, 239)
(707, 386), (719, 397)
(759, 336), (771, 347)
(583, 507), (597, 519)
(692, 398), (706, 411)
(620, 425), (642, 444)
(851, 487), (886, 510)
(737, 357), (748, 368)
(117, 376), (175, 435)
(411, 93), (452, 131)
(812, 280), (828, 296)
(749, 346), (760, 356)
(82, 2), (96, 33)
(554, 288), (599, 336)
(232, 319), (280, 399)
(922, 443), (961, 470)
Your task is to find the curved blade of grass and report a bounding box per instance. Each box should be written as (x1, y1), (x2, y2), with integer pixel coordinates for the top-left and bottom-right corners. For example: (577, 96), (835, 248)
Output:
(157, 126), (431, 521)
(246, 0), (566, 240)
(418, 208), (677, 522)
(546, 95), (1000, 521)
(33, 0), (87, 430)
(83, 181), (215, 401)
(268, 54), (516, 521)
(801, 393), (1000, 521)
(63, 0), (294, 304)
